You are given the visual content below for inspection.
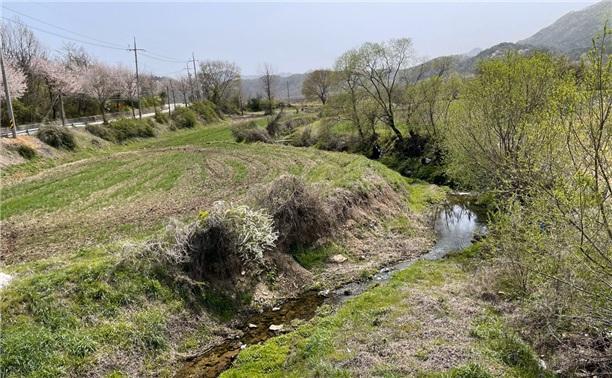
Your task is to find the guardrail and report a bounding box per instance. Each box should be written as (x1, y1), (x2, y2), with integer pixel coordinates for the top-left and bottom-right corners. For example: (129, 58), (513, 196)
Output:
(1, 105), (176, 137)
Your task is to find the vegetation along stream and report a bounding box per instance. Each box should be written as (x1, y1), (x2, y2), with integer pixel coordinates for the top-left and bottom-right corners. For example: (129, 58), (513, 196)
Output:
(176, 193), (486, 378)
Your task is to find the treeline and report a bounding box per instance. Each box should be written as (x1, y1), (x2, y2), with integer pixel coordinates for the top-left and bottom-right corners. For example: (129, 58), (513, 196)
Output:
(0, 20), (255, 128)
(295, 31), (610, 373)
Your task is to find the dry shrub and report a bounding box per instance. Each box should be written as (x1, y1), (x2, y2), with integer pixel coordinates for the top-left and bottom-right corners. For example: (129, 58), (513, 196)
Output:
(257, 175), (333, 252)
(232, 121), (272, 143)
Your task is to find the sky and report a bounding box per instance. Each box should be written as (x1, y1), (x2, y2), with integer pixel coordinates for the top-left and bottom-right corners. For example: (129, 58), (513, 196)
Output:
(1, 1), (599, 77)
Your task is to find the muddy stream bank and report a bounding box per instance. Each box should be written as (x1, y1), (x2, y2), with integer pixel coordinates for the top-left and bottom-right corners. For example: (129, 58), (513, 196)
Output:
(176, 193), (486, 378)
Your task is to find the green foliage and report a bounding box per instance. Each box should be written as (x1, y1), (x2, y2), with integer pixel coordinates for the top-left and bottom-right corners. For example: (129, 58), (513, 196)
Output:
(293, 243), (343, 270)
(0, 249), (179, 377)
(37, 126), (77, 150)
(471, 312), (548, 377)
(189, 101), (220, 123)
(170, 107), (198, 129)
(86, 118), (156, 143)
(154, 111), (169, 124)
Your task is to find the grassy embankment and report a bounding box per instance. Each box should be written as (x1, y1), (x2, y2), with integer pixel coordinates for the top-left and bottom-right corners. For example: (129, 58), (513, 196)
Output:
(223, 246), (549, 378)
(0, 116), (441, 377)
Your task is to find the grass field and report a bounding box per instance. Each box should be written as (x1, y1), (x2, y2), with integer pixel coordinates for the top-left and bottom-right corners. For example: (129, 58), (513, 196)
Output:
(0, 118), (442, 377)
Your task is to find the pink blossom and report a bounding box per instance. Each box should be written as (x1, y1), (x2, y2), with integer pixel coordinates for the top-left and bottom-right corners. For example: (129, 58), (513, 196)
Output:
(0, 58), (27, 100)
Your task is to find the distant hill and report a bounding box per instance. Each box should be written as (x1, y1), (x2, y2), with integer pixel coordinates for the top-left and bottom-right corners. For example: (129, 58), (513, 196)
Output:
(519, 0), (611, 58)
(238, 1), (610, 100)
(241, 73), (306, 102)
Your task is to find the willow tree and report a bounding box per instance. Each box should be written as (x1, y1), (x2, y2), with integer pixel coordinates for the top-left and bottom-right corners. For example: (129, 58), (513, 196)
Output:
(351, 38), (416, 141)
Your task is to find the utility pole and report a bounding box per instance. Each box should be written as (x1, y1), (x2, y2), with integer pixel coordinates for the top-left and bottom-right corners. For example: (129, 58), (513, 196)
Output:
(191, 52), (200, 101)
(186, 63), (194, 104)
(0, 43), (17, 138)
(127, 37), (145, 119)
(286, 80), (291, 106)
(170, 82), (177, 110)
(166, 85), (172, 117)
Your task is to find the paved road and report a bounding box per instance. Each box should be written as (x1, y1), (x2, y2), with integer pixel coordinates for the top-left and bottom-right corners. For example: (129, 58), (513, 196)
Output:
(8, 103), (185, 136)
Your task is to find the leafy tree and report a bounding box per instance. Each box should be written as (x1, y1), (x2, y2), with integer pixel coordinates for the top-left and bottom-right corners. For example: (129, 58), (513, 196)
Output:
(302, 69), (336, 104)
(351, 38), (416, 141)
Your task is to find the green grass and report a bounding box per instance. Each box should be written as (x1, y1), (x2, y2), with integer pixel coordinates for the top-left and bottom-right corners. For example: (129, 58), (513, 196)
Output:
(0, 247), (178, 377)
(1, 117), (447, 377)
(222, 254), (545, 378)
(293, 243), (346, 271)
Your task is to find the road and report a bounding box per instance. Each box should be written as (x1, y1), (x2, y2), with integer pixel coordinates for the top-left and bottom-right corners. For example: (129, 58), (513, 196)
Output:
(8, 103), (185, 136)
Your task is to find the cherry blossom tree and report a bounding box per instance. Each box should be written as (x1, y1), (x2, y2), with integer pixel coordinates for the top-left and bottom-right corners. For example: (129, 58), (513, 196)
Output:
(33, 57), (81, 125)
(0, 57), (27, 101)
(117, 66), (138, 118)
(82, 62), (120, 123)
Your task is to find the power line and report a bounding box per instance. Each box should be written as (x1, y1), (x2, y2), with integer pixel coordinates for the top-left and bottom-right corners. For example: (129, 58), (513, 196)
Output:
(1, 17), (126, 51)
(2, 6), (126, 49)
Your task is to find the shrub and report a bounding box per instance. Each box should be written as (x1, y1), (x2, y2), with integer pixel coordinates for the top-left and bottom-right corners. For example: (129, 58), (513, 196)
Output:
(170, 107), (197, 129)
(289, 127), (315, 147)
(85, 119), (156, 143)
(231, 121), (271, 143)
(132, 202), (277, 287)
(189, 101), (220, 123)
(109, 118), (156, 141)
(257, 175), (332, 252)
(37, 126), (77, 150)
(86, 124), (116, 141)
(265, 111), (283, 137)
(9, 144), (37, 160)
(154, 111), (168, 124)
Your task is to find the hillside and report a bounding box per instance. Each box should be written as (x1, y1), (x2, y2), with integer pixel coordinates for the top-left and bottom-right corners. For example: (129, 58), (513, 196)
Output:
(0, 116), (446, 376)
(520, 0), (611, 58)
(241, 73), (306, 102)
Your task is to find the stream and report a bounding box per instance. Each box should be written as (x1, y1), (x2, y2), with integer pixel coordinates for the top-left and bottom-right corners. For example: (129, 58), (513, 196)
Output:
(176, 193), (485, 378)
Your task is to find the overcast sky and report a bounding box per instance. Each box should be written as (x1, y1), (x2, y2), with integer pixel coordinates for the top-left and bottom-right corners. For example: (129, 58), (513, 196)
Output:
(1, 1), (597, 76)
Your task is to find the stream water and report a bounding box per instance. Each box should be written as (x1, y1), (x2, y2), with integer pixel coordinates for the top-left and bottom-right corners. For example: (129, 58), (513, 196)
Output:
(176, 193), (485, 378)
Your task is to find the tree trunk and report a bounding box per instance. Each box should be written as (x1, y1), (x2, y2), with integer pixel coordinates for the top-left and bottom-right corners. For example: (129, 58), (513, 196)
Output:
(386, 116), (403, 141)
(59, 93), (66, 126)
(100, 101), (107, 123)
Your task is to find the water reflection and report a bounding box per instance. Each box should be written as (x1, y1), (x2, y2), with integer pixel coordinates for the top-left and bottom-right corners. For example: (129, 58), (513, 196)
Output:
(424, 204), (484, 260)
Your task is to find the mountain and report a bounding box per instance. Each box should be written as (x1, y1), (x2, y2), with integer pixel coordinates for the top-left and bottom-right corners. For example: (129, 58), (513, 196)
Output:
(519, 0), (611, 58)
(239, 1), (610, 101)
(241, 73), (306, 102)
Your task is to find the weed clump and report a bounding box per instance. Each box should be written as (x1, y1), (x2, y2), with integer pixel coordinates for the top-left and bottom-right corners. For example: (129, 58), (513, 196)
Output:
(86, 118), (155, 143)
(37, 125), (77, 150)
(257, 175), (332, 252)
(189, 101), (220, 123)
(171, 107), (198, 129)
(154, 111), (169, 124)
(9, 143), (37, 159)
(232, 121), (271, 143)
(134, 202), (277, 289)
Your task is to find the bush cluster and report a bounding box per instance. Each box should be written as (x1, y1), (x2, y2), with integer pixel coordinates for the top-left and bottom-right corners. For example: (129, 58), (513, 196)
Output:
(170, 107), (198, 129)
(189, 101), (220, 123)
(154, 111), (169, 124)
(257, 175), (332, 252)
(86, 118), (156, 143)
(9, 143), (37, 159)
(37, 126), (77, 150)
(231, 121), (271, 143)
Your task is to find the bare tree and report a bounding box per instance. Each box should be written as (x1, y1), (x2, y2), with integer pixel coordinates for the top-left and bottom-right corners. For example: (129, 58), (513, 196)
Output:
(302, 69), (336, 105)
(198, 60), (240, 107)
(0, 18), (45, 72)
(260, 63), (275, 115)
